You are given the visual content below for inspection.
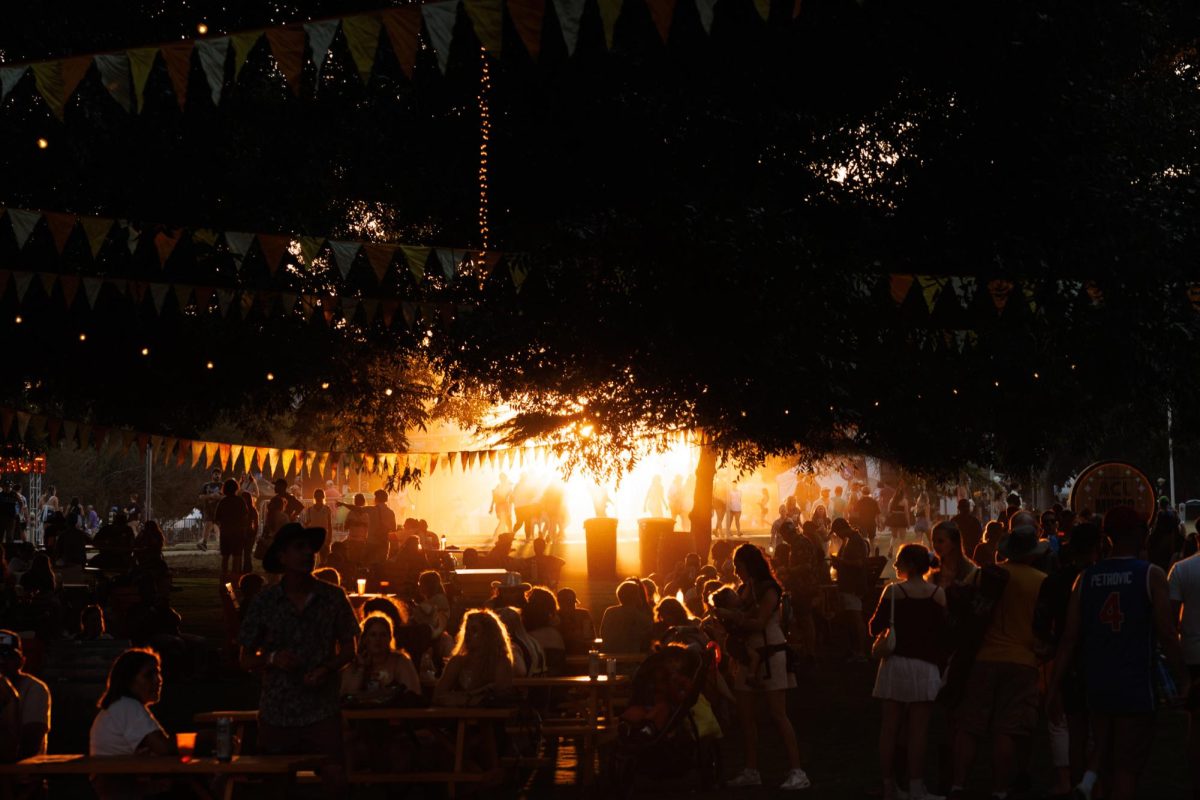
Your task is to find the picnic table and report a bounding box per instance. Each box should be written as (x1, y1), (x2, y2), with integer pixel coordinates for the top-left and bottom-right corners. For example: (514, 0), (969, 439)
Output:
(0, 754), (321, 800)
(195, 707), (518, 797)
(513, 674), (631, 784)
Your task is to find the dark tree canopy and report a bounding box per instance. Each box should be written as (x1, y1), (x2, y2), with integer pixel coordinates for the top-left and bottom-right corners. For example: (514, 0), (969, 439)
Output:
(2, 0), (1199, 486)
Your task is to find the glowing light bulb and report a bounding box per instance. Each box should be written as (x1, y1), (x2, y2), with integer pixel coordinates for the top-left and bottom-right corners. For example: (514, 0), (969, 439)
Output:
(266, 372), (275, 381)
(1033, 372), (1040, 379)
(993, 380), (1000, 387)
(320, 382), (330, 390)
(197, 22), (209, 34)
(206, 361), (214, 370)
(14, 315), (22, 324)
(36, 138), (48, 149)
(78, 333), (86, 342)
(141, 347), (150, 356)
(385, 388), (393, 396)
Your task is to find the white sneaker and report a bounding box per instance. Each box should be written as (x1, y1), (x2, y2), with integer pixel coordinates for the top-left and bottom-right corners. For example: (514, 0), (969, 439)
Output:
(780, 769), (811, 790)
(727, 768), (762, 787)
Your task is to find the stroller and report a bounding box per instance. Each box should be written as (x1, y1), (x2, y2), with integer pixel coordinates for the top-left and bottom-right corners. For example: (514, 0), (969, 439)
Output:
(608, 640), (722, 798)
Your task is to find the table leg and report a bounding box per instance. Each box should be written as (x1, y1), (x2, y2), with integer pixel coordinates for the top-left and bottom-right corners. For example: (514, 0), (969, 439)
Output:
(451, 719), (467, 799)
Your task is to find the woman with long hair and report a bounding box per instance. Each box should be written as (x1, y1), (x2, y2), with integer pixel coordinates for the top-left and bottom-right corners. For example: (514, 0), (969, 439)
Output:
(341, 613), (421, 700)
(930, 521), (978, 589)
(719, 544), (810, 791)
(434, 609), (515, 705)
(972, 520), (1006, 566)
(89, 648), (172, 797)
(869, 544), (948, 800)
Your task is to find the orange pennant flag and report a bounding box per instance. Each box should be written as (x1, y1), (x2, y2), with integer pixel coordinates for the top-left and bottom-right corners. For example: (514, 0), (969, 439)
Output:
(507, 0), (545, 58)
(60, 56), (92, 109)
(281, 449), (296, 476)
(155, 229), (182, 266)
(191, 440), (205, 468)
(266, 448), (281, 476)
(889, 274), (914, 305)
(218, 443), (232, 471)
(363, 244), (397, 283)
(381, 8), (421, 78)
(646, 0), (678, 42)
(160, 42), (194, 109)
(265, 27), (305, 94)
(230, 444), (244, 472)
(257, 234), (288, 274)
(44, 212), (77, 253)
(161, 437), (176, 465)
(244, 446), (259, 471)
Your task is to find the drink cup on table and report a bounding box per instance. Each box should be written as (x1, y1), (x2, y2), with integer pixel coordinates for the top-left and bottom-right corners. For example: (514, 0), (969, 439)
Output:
(176, 732), (196, 762)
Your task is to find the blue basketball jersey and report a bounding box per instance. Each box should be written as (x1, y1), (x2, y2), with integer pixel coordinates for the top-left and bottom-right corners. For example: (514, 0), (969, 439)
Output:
(1079, 558), (1155, 713)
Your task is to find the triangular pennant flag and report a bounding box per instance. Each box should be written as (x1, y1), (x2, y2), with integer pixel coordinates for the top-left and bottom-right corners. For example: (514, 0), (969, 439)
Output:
(329, 241), (361, 278)
(316, 452), (330, 477)
(507, 0), (545, 57)
(195, 37), (230, 104)
(31, 61), (65, 119)
(216, 288), (235, 316)
(257, 234), (288, 274)
(59, 275), (80, 308)
(551, 0), (586, 54)
(154, 229), (182, 266)
(360, 298), (379, 323)
(13, 272), (34, 301)
(342, 14), (383, 83)
(81, 216), (112, 257)
(161, 41), (194, 109)
(363, 243), (397, 282)
(430, 453), (440, 475)
(889, 274), (914, 305)
(127, 47), (158, 112)
(379, 298), (399, 327)
(266, 448), (281, 475)
(464, 0), (504, 55)
(173, 284), (193, 310)
(245, 445), (260, 471)
(60, 56), (93, 109)
(509, 256), (530, 290)
(401, 246), (430, 281)
(752, 0), (769, 20)
(218, 443), (232, 471)
(401, 301), (417, 328)
(204, 441), (220, 469)
(149, 283), (170, 314)
(694, 0), (718, 33)
(40, 273), (57, 299)
(224, 231), (254, 263)
(598, 0), (623, 48)
(646, 0), (678, 42)
(82, 277), (103, 307)
(192, 228), (218, 248)
(298, 236), (325, 268)
(281, 449), (297, 476)
(240, 291), (256, 318)
(987, 279), (1013, 313)
(232, 31), (263, 79)
(8, 208), (41, 249)
(423, 0), (461, 73)
(917, 275), (946, 312)
(120, 429), (137, 456)
(94, 54), (132, 111)
(44, 212), (77, 254)
(435, 248), (458, 279)
(265, 27), (305, 94)
(230, 443), (244, 472)
(1, 66), (27, 100)
(304, 20), (341, 77)
(381, 8), (421, 78)
(149, 435), (164, 462)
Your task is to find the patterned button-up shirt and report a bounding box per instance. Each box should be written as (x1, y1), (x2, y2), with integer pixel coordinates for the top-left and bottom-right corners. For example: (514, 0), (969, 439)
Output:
(238, 580), (358, 727)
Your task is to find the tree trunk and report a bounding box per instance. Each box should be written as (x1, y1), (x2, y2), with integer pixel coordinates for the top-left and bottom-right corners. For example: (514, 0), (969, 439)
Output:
(689, 443), (716, 563)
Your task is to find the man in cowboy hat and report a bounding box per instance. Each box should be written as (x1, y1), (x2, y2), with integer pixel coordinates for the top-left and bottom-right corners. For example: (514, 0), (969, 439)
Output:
(238, 524), (357, 796)
(487, 572), (532, 610)
(950, 522), (1049, 799)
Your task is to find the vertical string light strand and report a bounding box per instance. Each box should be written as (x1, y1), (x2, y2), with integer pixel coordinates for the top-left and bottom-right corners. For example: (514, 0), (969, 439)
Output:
(478, 46), (491, 251)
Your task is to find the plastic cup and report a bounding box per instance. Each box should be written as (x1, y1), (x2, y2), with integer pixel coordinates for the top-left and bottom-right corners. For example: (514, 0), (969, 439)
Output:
(176, 732), (196, 762)
(606, 658), (617, 679)
(356, 578), (367, 595)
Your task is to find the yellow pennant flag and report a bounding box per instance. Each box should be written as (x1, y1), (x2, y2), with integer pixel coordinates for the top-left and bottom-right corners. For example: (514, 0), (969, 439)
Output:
(464, 0), (504, 55)
(206, 442), (222, 470)
(304, 451), (318, 477)
(364, 454), (377, 473)
(31, 61), (65, 119)
(598, 0), (623, 48)
(266, 448), (281, 476)
(753, 0), (769, 20)
(317, 452), (330, 478)
(232, 31), (262, 79)
(161, 437), (177, 466)
(191, 440), (206, 468)
(81, 216), (113, 258)
(401, 246), (430, 282)
(244, 446), (259, 471)
(281, 449), (297, 476)
(230, 443), (243, 472)
(342, 15), (382, 83)
(298, 236), (325, 268)
(127, 47), (158, 112)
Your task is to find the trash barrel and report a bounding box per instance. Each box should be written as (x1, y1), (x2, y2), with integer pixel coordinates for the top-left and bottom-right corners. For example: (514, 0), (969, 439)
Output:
(584, 517), (618, 580)
(637, 518), (675, 575)
(657, 527), (692, 576)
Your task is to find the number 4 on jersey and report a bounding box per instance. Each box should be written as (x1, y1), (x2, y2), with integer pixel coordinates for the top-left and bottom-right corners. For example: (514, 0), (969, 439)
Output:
(1099, 591), (1124, 633)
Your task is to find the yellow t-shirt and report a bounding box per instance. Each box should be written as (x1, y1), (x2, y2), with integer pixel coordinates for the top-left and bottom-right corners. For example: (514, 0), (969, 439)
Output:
(975, 563), (1046, 669)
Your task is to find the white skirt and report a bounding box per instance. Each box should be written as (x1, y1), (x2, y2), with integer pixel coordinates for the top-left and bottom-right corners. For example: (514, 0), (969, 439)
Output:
(872, 655), (942, 703)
